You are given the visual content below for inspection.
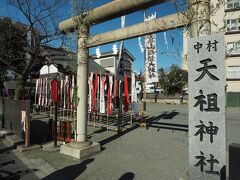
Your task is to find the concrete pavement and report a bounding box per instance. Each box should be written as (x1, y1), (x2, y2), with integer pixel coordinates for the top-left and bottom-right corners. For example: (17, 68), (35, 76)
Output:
(0, 138), (39, 179)
(1, 103), (239, 179)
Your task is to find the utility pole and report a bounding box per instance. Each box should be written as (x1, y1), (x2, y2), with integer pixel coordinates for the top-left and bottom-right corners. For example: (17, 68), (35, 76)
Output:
(117, 50), (124, 134)
(118, 74), (123, 134)
(117, 15), (125, 134)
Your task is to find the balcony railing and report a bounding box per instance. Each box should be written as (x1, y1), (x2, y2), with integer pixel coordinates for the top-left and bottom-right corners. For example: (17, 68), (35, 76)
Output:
(227, 71), (240, 79)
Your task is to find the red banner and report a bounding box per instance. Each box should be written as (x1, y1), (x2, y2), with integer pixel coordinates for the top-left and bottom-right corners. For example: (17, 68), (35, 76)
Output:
(92, 71), (98, 112)
(51, 79), (58, 103)
(91, 76), (95, 112)
(113, 76), (117, 108)
(124, 73), (129, 112)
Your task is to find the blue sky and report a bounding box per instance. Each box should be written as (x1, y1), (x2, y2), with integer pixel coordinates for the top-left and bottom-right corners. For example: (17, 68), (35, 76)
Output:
(0, 0), (186, 73)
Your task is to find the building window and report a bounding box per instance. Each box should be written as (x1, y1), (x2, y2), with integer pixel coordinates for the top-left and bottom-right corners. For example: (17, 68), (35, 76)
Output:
(227, 42), (240, 55)
(226, 0), (240, 9)
(227, 66), (240, 79)
(226, 19), (240, 32)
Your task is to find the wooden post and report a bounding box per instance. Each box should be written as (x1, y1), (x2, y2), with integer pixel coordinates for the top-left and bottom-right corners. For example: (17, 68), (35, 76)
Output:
(25, 100), (31, 148)
(118, 80), (123, 134)
(25, 113), (30, 147)
(54, 102), (57, 147)
(51, 79), (59, 147)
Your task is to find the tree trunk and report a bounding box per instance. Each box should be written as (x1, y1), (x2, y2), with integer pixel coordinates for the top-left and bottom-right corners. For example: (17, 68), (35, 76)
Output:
(0, 81), (4, 128)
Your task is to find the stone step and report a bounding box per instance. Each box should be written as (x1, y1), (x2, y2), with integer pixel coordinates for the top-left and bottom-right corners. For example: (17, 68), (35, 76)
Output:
(5, 134), (24, 147)
(0, 129), (13, 138)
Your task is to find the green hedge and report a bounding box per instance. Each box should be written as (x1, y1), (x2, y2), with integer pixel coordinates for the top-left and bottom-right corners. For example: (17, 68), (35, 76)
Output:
(226, 92), (240, 107)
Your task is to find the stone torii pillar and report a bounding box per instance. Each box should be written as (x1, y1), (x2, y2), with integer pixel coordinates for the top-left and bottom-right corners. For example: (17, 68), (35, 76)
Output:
(59, 0), (168, 159)
(60, 24), (98, 157)
(188, 0), (211, 37)
(75, 24), (91, 145)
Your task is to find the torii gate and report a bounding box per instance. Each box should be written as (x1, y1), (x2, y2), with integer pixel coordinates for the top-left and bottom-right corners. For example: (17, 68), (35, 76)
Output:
(59, 0), (210, 160)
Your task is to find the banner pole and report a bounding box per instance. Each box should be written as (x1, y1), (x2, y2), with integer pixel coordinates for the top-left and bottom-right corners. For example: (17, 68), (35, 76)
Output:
(54, 102), (57, 147)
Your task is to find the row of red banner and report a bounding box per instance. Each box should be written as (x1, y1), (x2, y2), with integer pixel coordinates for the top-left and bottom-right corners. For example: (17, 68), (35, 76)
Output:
(88, 71), (129, 114)
(35, 73), (130, 114)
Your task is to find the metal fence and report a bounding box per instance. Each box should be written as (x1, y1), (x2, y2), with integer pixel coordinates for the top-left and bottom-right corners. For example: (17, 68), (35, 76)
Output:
(31, 103), (134, 143)
(88, 112), (133, 132)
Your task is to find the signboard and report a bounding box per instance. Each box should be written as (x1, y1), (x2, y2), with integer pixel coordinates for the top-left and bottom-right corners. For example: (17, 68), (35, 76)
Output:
(188, 33), (226, 180)
(51, 79), (58, 103)
(144, 13), (158, 84)
(131, 72), (138, 112)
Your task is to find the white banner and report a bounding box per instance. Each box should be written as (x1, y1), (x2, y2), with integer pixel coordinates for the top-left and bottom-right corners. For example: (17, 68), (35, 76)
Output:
(138, 37), (144, 53)
(38, 78), (42, 106)
(21, 111), (26, 132)
(164, 32), (168, 49)
(119, 15), (125, 60)
(88, 73), (93, 112)
(109, 75), (113, 110)
(100, 76), (105, 113)
(35, 79), (38, 104)
(64, 76), (68, 109)
(71, 75), (75, 108)
(131, 72), (137, 103)
(131, 72), (138, 112)
(96, 46), (101, 58)
(41, 79), (45, 106)
(112, 43), (118, 55)
(45, 78), (48, 106)
(144, 12), (158, 83)
(60, 80), (63, 107)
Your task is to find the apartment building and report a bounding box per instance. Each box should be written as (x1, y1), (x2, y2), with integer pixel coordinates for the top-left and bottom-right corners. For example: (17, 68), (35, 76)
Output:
(183, 0), (240, 92)
(92, 48), (135, 79)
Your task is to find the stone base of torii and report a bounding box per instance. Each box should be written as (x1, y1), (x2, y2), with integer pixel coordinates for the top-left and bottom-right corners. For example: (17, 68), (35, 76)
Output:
(60, 141), (100, 159)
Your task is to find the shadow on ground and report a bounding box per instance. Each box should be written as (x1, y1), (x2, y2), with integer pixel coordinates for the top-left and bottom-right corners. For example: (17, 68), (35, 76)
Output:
(0, 145), (16, 155)
(0, 139), (39, 179)
(99, 125), (139, 146)
(88, 127), (108, 137)
(146, 110), (188, 132)
(0, 160), (15, 167)
(0, 168), (38, 179)
(30, 120), (50, 144)
(42, 158), (94, 180)
(119, 172), (135, 180)
(98, 110), (187, 147)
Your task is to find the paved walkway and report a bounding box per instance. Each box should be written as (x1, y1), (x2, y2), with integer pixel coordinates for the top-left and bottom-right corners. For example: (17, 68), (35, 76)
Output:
(0, 138), (39, 179)
(1, 103), (240, 180)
